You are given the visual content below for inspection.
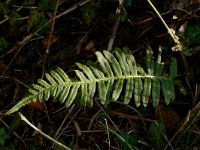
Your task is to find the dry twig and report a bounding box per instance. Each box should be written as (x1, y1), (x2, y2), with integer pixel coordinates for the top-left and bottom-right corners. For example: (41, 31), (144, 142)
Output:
(107, 0), (124, 51)
(18, 112), (71, 150)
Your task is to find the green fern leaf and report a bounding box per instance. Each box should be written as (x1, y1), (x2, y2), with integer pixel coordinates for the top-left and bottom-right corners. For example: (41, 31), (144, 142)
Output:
(56, 67), (70, 82)
(5, 47), (178, 115)
(87, 61), (107, 104)
(76, 63), (96, 107)
(75, 70), (89, 106)
(103, 50), (122, 76)
(161, 78), (175, 104)
(134, 78), (143, 107)
(96, 51), (115, 104)
(152, 79), (160, 107)
(142, 78), (151, 107)
(65, 84), (80, 107)
(146, 46), (154, 75)
(112, 79), (124, 101)
(124, 50), (136, 104)
(114, 48), (130, 75)
(103, 50), (124, 102)
(59, 85), (71, 103)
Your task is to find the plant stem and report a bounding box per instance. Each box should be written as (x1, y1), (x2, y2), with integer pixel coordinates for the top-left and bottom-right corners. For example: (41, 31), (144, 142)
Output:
(146, 0), (181, 47)
(18, 112), (71, 150)
(107, 0), (124, 50)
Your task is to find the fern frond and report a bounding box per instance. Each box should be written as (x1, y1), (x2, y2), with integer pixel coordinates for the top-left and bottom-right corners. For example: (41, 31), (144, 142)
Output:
(6, 47), (177, 115)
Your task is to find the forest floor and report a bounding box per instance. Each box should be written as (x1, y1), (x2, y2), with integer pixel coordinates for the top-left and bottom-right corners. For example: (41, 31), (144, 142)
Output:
(0, 0), (200, 149)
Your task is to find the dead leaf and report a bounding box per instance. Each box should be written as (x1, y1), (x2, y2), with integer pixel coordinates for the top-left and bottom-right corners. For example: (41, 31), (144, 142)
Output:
(156, 105), (180, 129)
(74, 120), (82, 136)
(27, 101), (44, 110)
(42, 34), (58, 49)
(75, 38), (84, 54)
(177, 22), (187, 37)
(83, 40), (96, 52)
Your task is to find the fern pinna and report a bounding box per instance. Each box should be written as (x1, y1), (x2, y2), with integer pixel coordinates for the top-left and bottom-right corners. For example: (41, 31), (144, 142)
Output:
(6, 47), (177, 115)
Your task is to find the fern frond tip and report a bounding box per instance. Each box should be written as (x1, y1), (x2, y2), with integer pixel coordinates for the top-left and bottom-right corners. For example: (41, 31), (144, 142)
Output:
(5, 95), (37, 115)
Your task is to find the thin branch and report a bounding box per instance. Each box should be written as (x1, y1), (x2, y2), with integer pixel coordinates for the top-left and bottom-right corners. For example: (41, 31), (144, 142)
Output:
(42, 0), (91, 78)
(146, 0), (182, 51)
(42, 0), (60, 78)
(56, 0), (91, 19)
(54, 104), (75, 139)
(18, 112), (71, 150)
(0, 16), (9, 25)
(51, 107), (81, 149)
(46, 0), (60, 54)
(107, 0), (124, 51)
(105, 118), (111, 150)
(6, 0), (12, 3)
